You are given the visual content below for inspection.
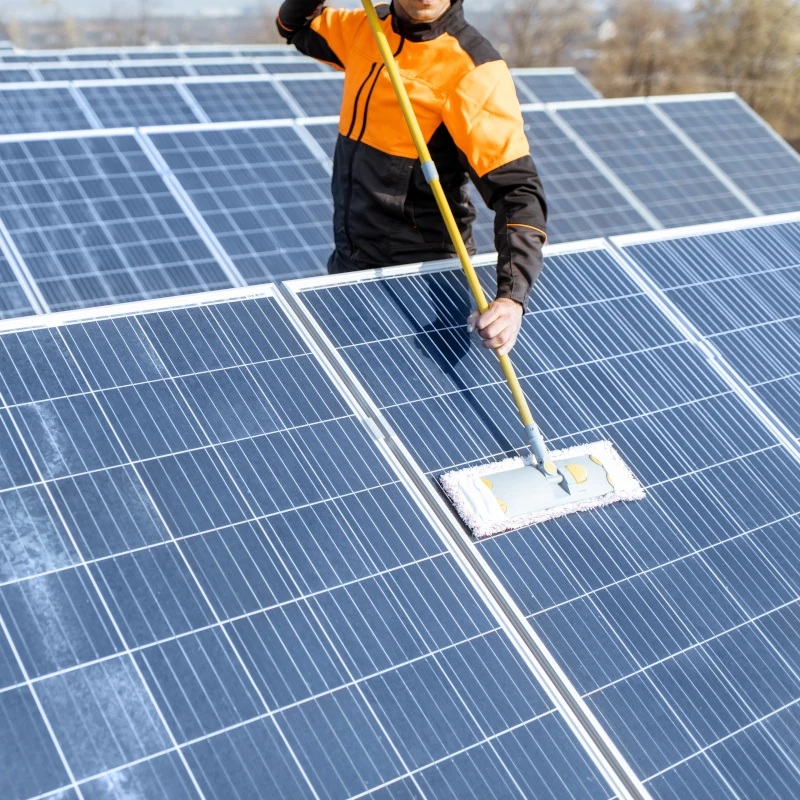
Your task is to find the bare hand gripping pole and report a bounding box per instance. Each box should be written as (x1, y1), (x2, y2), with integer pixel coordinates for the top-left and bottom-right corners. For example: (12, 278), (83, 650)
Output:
(360, 0), (551, 470)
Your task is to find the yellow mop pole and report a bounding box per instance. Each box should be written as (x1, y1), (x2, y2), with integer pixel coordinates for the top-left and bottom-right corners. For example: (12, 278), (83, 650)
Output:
(361, 0), (551, 463)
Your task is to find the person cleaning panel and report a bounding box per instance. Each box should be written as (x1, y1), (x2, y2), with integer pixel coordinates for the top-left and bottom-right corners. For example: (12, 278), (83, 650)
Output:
(277, 0), (547, 359)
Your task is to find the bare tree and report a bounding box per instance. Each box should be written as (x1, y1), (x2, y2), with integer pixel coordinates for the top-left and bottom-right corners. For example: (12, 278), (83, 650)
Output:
(503, 0), (595, 68)
(592, 0), (686, 97)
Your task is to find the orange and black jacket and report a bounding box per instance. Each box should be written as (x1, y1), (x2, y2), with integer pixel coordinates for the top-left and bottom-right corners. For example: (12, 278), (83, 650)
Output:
(277, 0), (548, 307)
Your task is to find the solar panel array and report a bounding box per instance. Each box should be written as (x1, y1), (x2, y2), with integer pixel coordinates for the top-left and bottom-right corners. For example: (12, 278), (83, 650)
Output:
(617, 217), (800, 444)
(0, 286), (616, 800)
(513, 70), (599, 103)
(288, 227), (800, 800)
(0, 133), (234, 311)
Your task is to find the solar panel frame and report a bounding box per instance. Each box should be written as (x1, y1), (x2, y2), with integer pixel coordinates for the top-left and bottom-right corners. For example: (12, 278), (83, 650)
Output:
(551, 97), (757, 229)
(286, 237), (800, 800)
(650, 92), (800, 216)
(613, 210), (800, 451)
(0, 280), (631, 800)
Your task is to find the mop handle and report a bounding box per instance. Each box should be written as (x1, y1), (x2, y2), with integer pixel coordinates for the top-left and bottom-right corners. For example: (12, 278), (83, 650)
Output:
(360, 0), (540, 438)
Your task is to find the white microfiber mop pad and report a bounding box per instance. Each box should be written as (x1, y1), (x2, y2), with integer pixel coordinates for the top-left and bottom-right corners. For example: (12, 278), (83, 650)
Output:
(440, 441), (645, 539)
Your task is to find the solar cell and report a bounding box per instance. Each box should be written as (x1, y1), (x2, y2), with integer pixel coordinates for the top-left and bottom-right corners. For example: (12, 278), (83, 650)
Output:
(0, 286), (614, 800)
(0, 249), (36, 320)
(38, 66), (117, 81)
(184, 79), (294, 122)
(280, 76), (344, 117)
(555, 102), (754, 227)
(289, 241), (800, 799)
(512, 70), (599, 103)
(191, 62), (259, 76)
(118, 64), (190, 79)
(148, 124), (333, 283)
(654, 96), (800, 216)
(78, 82), (201, 128)
(0, 86), (90, 135)
(0, 68), (34, 82)
(616, 216), (800, 444)
(0, 133), (234, 311)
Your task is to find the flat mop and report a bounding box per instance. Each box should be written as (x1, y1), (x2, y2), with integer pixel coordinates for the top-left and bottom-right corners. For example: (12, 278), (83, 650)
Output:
(361, 1), (645, 538)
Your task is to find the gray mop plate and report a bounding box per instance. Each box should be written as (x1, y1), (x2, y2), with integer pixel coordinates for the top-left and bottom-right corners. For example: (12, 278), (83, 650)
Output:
(486, 455), (615, 519)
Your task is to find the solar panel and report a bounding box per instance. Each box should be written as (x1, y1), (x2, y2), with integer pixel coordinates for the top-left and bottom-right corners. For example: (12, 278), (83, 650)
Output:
(118, 64), (190, 79)
(126, 50), (181, 60)
(555, 102), (755, 227)
(280, 76), (344, 117)
(66, 51), (123, 62)
(0, 86), (90, 135)
(38, 66), (117, 81)
(513, 71), (599, 103)
(148, 124), (333, 283)
(654, 96), (800, 216)
(191, 62), (259, 77)
(262, 60), (328, 75)
(79, 82), (201, 128)
(0, 249), (36, 320)
(0, 133), (234, 311)
(0, 287), (614, 800)
(183, 50), (237, 59)
(304, 120), (338, 159)
(184, 79), (294, 123)
(239, 47), (295, 58)
(1, 55), (58, 64)
(617, 216), (800, 444)
(289, 241), (800, 799)
(0, 68), (33, 83)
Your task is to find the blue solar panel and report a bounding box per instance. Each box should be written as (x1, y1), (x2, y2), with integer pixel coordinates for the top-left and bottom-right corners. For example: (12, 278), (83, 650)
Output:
(556, 103), (754, 227)
(239, 47), (295, 58)
(39, 66), (116, 81)
(0, 290), (612, 800)
(280, 76), (344, 117)
(0, 86), (90, 134)
(1, 55), (58, 64)
(513, 72), (599, 103)
(291, 242), (800, 799)
(118, 64), (189, 79)
(0, 250), (36, 320)
(191, 62), (259, 76)
(618, 219), (800, 443)
(305, 120), (338, 159)
(66, 52), (123, 62)
(185, 79), (294, 122)
(126, 51), (180, 60)
(262, 60), (328, 75)
(0, 133), (233, 311)
(0, 68), (33, 82)
(656, 97), (800, 216)
(79, 83), (200, 128)
(149, 125), (333, 283)
(184, 50), (237, 59)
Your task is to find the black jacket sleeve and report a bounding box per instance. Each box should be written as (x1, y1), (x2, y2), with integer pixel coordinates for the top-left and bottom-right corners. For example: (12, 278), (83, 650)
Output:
(469, 155), (548, 309)
(277, 1), (345, 69)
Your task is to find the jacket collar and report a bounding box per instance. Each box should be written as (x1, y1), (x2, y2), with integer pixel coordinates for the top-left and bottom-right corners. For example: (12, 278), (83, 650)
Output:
(390, 0), (465, 42)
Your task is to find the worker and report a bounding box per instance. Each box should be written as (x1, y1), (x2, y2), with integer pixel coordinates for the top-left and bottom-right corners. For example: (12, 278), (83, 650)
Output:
(277, 0), (547, 356)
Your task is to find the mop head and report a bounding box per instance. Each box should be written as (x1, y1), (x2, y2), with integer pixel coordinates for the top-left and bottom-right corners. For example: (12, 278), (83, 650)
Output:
(439, 440), (645, 538)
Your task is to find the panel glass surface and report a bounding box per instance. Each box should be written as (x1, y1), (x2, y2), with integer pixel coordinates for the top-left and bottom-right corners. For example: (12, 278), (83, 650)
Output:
(79, 83), (200, 128)
(280, 77), (344, 117)
(0, 68), (34, 82)
(118, 64), (190, 79)
(0, 250), (35, 320)
(620, 220), (800, 443)
(126, 50), (180, 60)
(39, 66), (116, 81)
(657, 98), (800, 216)
(513, 73), (598, 103)
(0, 134), (233, 311)
(557, 104), (753, 227)
(0, 294), (611, 800)
(192, 62), (259, 76)
(184, 50), (237, 59)
(150, 126), (333, 283)
(185, 79), (294, 122)
(306, 121), (338, 159)
(297, 245), (800, 799)
(264, 61), (330, 74)
(1, 55), (57, 64)
(66, 52), (123, 61)
(0, 86), (90, 134)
